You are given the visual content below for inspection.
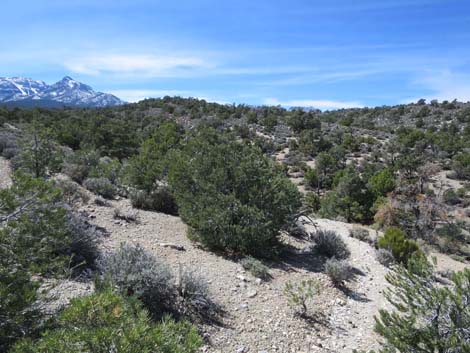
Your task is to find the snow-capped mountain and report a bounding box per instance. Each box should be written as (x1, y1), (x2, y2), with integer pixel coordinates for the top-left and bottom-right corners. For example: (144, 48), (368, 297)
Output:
(0, 76), (125, 107)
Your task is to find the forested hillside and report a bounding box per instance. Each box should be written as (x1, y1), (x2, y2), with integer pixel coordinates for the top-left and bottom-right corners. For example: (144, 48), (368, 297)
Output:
(1, 97), (469, 352)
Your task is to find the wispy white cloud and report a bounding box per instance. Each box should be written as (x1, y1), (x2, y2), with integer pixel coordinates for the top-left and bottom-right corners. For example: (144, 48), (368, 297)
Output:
(263, 98), (363, 110)
(402, 69), (470, 103)
(65, 54), (212, 77)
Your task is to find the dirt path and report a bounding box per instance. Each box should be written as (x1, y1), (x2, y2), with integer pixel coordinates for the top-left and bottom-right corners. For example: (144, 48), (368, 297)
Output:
(86, 200), (346, 352)
(1, 157), (467, 352)
(302, 218), (392, 352)
(87, 198), (393, 352)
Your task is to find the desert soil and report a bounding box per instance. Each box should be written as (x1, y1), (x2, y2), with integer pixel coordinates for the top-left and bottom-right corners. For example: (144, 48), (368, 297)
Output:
(0, 156), (467, 353)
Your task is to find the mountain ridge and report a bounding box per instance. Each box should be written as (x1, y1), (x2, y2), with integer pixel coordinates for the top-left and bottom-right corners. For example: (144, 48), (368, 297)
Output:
(0, 76), (125, 108)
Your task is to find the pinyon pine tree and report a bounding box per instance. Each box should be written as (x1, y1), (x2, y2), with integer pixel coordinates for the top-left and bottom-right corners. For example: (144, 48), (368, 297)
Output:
(374, 255), (470, 353)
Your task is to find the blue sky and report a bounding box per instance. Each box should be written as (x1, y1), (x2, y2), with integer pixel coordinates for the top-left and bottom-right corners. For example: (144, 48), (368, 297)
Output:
(2, 0), (470, 109)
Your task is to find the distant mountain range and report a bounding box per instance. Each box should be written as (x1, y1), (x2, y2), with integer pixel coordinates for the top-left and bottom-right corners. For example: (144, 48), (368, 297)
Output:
(0, 76), (125, 108)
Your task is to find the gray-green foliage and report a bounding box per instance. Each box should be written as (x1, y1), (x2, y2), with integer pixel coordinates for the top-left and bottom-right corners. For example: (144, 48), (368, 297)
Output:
(375, 255), (470, 353)
(0, 129), (19, 159)
(240, 256), (271, 280)
(284, 279), (321, 317)
(349, 226), (371, 243)
(83, 177), (116, 199)
(376, 248), (395, 267)
(89, 156), (122, 185)
(311, 230), (351, 260)
(99, 243), (175, 318)
(62, 149), (100, 183)
(130, 186), (178, 215)
(324, 258), (352, 286)
(452, 152), (470, 180)
(177, 267), (219, 320)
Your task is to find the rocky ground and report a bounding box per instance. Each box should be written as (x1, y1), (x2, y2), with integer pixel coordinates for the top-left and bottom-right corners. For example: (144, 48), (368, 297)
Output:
(0, 156), (12, 188)
(1, 156), (468, 353)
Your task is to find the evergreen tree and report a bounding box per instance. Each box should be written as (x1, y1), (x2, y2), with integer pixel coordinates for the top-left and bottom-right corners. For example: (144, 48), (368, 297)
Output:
(375, 255), (470, 353)
(168, 128), (301, 257)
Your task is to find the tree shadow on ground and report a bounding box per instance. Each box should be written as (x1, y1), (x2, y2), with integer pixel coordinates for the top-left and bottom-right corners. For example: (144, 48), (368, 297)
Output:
(338, 286), (371, 303)
(336, 267), (371, 303)
(299, 310), (332, 329)
(269, 244), (326, 273)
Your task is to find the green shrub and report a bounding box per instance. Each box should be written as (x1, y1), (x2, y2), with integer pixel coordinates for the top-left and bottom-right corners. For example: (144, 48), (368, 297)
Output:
(62, 149), (100, 183)
(442, 188), (461, 205)
(311, 230), (351, 260)
(452, 152), (470, 180)
(0, 175), (98, 350)
(315, 151), (342, 188)
(168, 129), (301, 257)
(130, 186), (178, 215)
(368, 168), (396, 197)
(177, 268), (209, 304)
(83, 177), (116, 199)
(240, 256), (271, 280)
(375, 256), (470, 352)
(89, 157), (122, 185)
(11, 287), (202, 353)
(304, 167), (319, 189)
(16, 125), (63, 178)
(0, 244), (40, 352)
(287, 110), (321, 133)
(99, 243), (175, 318)
(377, 227), (419, 264)
(126, 122), (182, 192)
(324, 258), (353, 286)
(320, 168), (374, 223)
(54, 179), (90, 206)
(304, 192), (321, 212)
(1, 174), (99, 276)
(284, 279), (321, 317)
(434, 223), (466, 255)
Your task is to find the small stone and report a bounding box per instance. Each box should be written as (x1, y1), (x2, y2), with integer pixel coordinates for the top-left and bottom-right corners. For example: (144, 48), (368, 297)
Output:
(247, 290), (257, 298)
(335, 298), (346, 306)
(236, 275), (249, 282)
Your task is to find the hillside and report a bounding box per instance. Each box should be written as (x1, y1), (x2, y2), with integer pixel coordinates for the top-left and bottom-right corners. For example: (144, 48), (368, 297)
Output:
(1, 98), (469, 352)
